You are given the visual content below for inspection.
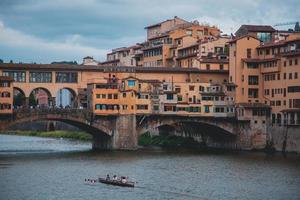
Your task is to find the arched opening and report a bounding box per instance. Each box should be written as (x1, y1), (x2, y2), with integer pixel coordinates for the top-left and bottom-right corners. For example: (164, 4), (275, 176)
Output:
(13, 87), (26, 108)
(145, 121), (236, 148)
(29, 88), (53, 108)
(56, 88), (77, 108)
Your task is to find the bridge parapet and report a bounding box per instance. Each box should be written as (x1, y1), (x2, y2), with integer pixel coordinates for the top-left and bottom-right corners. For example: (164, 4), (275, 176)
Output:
(12, 108), (93, 122)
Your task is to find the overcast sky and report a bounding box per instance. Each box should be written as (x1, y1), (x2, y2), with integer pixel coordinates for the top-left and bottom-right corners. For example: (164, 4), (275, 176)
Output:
(0, 0), (299, 64)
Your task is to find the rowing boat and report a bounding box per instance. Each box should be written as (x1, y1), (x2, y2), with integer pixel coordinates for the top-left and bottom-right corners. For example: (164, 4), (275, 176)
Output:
(98, 178), (135, 187)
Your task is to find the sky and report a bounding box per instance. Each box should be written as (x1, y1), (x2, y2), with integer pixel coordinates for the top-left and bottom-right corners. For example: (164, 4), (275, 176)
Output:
(0, 0), (299, 64)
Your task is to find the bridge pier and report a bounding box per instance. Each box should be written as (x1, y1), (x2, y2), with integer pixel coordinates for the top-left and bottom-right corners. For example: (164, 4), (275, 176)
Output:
(91, 114), (138, 150)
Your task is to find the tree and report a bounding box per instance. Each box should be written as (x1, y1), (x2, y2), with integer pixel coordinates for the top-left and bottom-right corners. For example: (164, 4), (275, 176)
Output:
(0, 59), (3, 63)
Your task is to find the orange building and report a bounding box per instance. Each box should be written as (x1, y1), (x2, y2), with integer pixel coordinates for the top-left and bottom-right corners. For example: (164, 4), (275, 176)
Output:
(0, 76), (14, 115)
(229, 25), (300, 126)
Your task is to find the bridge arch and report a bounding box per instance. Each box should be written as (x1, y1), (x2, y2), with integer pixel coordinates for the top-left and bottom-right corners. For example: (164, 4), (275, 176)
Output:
(29, 87), (53, 108)
(138, 116), (238, 146)
(6, 111), (112, 138)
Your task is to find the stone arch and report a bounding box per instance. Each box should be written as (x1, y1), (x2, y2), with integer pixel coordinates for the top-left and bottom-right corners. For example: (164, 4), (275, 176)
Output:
(13, 87), (26, 108)
(29, 87), (53, 108)
(5, 115), (111, 138)
(139, 116), (237, 141)
(56, 87), (78, 108)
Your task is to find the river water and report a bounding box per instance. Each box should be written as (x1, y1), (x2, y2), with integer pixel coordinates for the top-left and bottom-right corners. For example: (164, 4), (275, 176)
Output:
(0, 134), (299, 200)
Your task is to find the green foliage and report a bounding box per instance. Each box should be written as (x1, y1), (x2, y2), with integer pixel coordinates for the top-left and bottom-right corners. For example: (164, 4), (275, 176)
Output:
(2, 130), (92, 141)
(138, 132), (200, 148)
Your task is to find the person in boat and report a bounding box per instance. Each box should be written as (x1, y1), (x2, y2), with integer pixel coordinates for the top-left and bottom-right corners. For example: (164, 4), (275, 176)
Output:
(106, 174), (110, 180)
(121, 176), (127, 183)
(112, 175), (117, 181)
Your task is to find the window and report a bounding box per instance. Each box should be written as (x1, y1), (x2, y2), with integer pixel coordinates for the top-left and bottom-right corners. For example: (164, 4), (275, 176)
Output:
(186, 30), (192, 36)
(248, 76), (259, 85)
(257, 32), (272, 43)
(289, 73), (292, 79)
(295, 59), (298, 65)
(295, 72), (298, 79)
(189, 85), (195, 91)
(220, 64), (224, 70)
(266, 49), (270, 55)
(108, 94), (112, 99)
(284, 61), (286, 67)
(113, 94), (118, 99)
(166, 94), (173, 100)
(136, 105), (148, 110)
(96, 94), (101, 98)
(3, 71), (25, 82)
(248, 88), (259, 98)
(56, 72), (77, 83)
(127, 80), (135, 87)
(177, 95), (182, 101)
(204, 105), (210, 113)
(288, 86), (300, 93)
(289, 60), (293, 66)
(206, 64), (210, 70)
(247, 48), (251, 58)
(284, 73), (286, 79)
(197, 30), (203, 36)
(29, 72), (52, 83)
(277, 73), (280, 80)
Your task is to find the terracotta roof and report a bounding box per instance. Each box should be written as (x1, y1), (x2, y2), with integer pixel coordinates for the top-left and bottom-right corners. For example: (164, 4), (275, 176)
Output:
(237, 25), (276, 33)
(139, 79), (162, 83)
(242, 58), (280, 63)
(0, 76), (14, 82)
(0, 63), (228, 74)
(228, 35), (260, 43)
(236, 103), (271, 108)
(148, 33), (169, 40)
(257, 38), (300, 49)
(281, 108), (300, 113)
(177, 43), (199, 50)
(100, 59), (120, 64)
(281, 50), (300, 57)
(200, 58), (229, 64)
(144, 17), (188, 29)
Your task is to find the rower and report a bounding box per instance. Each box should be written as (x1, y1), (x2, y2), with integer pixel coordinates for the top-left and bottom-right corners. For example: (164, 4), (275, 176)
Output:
(106, 174), (110, 180)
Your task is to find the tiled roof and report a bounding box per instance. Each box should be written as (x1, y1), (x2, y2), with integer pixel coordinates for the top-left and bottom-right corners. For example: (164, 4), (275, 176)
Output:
(228, 35), (260, 43)
(242, 58), (279, 63)
(0, 63), (229, 74)
(257, 38), (300, 49)
(238, 25), (276, 33)
(200, 58), (229, 64)
(236, 103), (271, 108)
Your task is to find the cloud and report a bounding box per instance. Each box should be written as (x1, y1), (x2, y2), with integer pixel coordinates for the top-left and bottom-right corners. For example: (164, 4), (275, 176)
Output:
(0, 20), (108, 63)
(0, 0), (299, 63)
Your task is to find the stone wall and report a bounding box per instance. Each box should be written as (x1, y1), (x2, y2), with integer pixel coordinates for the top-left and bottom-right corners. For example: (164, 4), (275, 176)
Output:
(269, 125), (300, 153)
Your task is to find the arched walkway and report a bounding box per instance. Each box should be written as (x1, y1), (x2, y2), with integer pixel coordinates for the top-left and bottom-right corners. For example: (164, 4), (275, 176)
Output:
(56, 88), (77, 108)
(29, 87), (53, 108)
(13, 87), (26, 108)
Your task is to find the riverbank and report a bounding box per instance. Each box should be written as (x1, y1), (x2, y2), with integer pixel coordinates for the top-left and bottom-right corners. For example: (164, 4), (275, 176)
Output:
(1, 130), (92, 141)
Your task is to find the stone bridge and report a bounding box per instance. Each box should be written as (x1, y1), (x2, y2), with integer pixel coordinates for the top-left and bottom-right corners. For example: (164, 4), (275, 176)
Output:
(0, 109), (267, 150)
